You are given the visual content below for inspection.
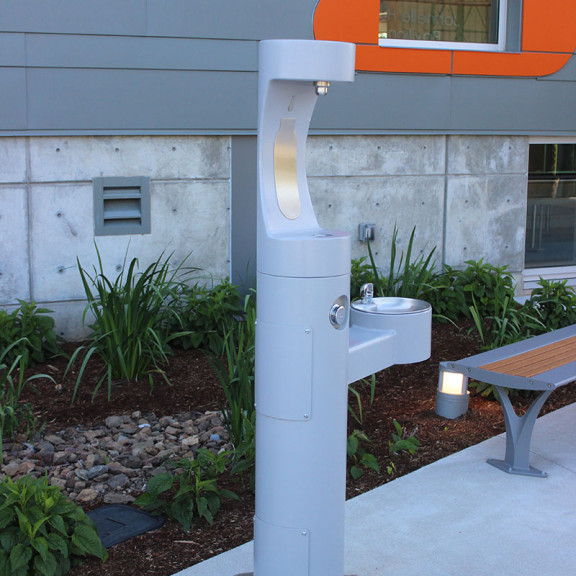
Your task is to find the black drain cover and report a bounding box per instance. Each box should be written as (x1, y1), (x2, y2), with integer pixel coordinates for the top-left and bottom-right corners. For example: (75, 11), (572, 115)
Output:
(88, 505), (164, 548)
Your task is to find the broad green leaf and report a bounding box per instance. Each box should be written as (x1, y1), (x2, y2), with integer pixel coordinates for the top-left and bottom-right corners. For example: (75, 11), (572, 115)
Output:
(46, 533), (69, 557)
(196, 496), (208, 519)
(0, 530), (18, 553)
(54, 555), (70, 576)
(9, 543), (32, 571)
(220, 488), (240, 501)
(32, 536), (49, 561)
(145, 473), (174, 496)
(347, 435), (359, 456)
(33, 550), (57, 576)
(48, 515), (68, 537)
(133, 492), (161, 510)
(0, 550), (9, 576)
(170, 500), (193, 532)
(350, 465), (363, 480)
(14, 508), (32, 538)
(0, 507), (15, 529)
(71, 524), (106, 558)
(361, 453), (380, 474)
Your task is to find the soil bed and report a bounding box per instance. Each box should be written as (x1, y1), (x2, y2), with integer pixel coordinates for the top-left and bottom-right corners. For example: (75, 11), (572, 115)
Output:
(12, 322), (576, 576)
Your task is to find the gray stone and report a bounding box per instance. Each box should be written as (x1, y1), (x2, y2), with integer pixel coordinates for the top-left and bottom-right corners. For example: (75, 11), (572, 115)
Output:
(85, 453), (100, 469)
(52, 451), (69, 465)
(44, 434), (65, 446)
(107, 474), (130, 490)
(3, 461), (21, 477)
(36, 440), (55, 453)
(75, 465), (109, 481)
(107, 461), (138, 476)
(103, 493), (135, 505)
(181, 435), (200, 448)
(84, 429), (105, 442)
(76, 488), (100, 504)
(159, 416), (176, 427)
(50, 477), (67, 490)
(105, 415), (125, 428)
(1, 408), (229, 503)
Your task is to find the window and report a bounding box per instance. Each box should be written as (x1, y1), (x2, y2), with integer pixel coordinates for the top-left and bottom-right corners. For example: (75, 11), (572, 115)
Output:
(525, 144), (576, 269)
(93, 176), (151, 236)
(379, 0), (506, 51)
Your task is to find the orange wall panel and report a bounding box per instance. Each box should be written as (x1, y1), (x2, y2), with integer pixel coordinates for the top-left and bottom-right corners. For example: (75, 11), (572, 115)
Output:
(522, 0), (576, 53)
(314, 0), (379, 45)
(357, 45), (452, 75)
(314, 0), (576, 78)
(453, 51), (572, 77)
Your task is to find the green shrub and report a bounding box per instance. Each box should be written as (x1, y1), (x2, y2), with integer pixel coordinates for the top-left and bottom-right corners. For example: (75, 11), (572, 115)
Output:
(347, 429), (379, 480)
(522, 278), (576, 332)
(0, 475), (107, 576)
(469, 295), (544, 353)
(1, 340), (51, 453)
(427, 259), (517, 324)
(424, 264), (469, 322)
(348, 375), (376, 426)
(363, 225), (437, 300)
(388, 419), (420, 456)
(135, 449), (238, 531)
(210, 293), (256, 450)
(170, 278), (243, 355)
(67, 247), (193, 402)
(230, 410), (256, 492)
(0, 301), (59, 370)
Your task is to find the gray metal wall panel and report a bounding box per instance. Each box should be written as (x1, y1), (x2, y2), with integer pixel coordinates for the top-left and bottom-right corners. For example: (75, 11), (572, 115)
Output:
(0, 69), (27, 129)
(25, 68), (257, 131)
(1, 0), (576, 136)
(0, 0), (315, 39)
(25, 35), (258, 72)
(146, 0), (314, 40)
(448, 76), (576, 133)
(545, 56), (576, 82)
(231, 136), (257, 291)
(0, 33), (25, 66)
(0, 0), (147, 35)
(312, 74), (453, 132)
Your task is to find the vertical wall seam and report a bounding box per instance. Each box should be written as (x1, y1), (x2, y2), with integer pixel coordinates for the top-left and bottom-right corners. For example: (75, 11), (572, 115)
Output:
(228, 137), (233, 279)
(442, 135), (449, 269)
(25, 136), (33, 303)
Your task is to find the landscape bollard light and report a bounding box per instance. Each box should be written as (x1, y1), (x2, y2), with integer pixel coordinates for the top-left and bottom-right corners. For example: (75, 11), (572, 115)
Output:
(436, 363), (469, 419)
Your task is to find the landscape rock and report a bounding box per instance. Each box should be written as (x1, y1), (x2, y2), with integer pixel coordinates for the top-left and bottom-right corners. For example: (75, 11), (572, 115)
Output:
(1, 410), (229, 506)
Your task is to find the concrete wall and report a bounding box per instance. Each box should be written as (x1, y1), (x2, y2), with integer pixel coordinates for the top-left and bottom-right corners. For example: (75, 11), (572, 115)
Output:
(308, 134), (528, 276)
(0, 136), (231, 338)
(1, 133), (530, 339)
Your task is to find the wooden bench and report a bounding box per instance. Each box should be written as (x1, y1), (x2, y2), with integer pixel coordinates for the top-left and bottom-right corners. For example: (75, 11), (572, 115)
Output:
(439, 323), (576, 477)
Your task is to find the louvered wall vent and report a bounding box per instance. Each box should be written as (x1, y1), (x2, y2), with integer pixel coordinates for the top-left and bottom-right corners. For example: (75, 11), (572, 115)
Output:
(93, 177), (151, 236)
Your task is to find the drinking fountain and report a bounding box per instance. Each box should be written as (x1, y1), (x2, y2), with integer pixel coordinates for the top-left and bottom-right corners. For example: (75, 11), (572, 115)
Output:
(252, 39), (431, 576)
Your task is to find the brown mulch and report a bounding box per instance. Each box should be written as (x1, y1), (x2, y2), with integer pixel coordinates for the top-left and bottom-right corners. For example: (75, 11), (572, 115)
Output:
(16, 322), (576, 576)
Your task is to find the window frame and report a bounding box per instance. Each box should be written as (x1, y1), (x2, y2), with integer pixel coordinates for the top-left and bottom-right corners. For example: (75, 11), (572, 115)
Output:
(524, 137), (576, 289)
(378, 0), (508, 52)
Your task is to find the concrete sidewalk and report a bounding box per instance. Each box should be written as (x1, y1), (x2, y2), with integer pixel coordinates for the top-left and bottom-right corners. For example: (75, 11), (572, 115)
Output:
(174, 403), (576, 576)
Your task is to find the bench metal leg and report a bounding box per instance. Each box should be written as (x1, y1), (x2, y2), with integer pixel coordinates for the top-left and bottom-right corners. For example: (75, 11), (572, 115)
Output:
(487, 386), (552, 478)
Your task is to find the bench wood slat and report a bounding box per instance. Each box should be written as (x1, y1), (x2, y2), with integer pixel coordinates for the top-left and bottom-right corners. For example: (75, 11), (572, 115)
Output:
(479, 335), (576, 378)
